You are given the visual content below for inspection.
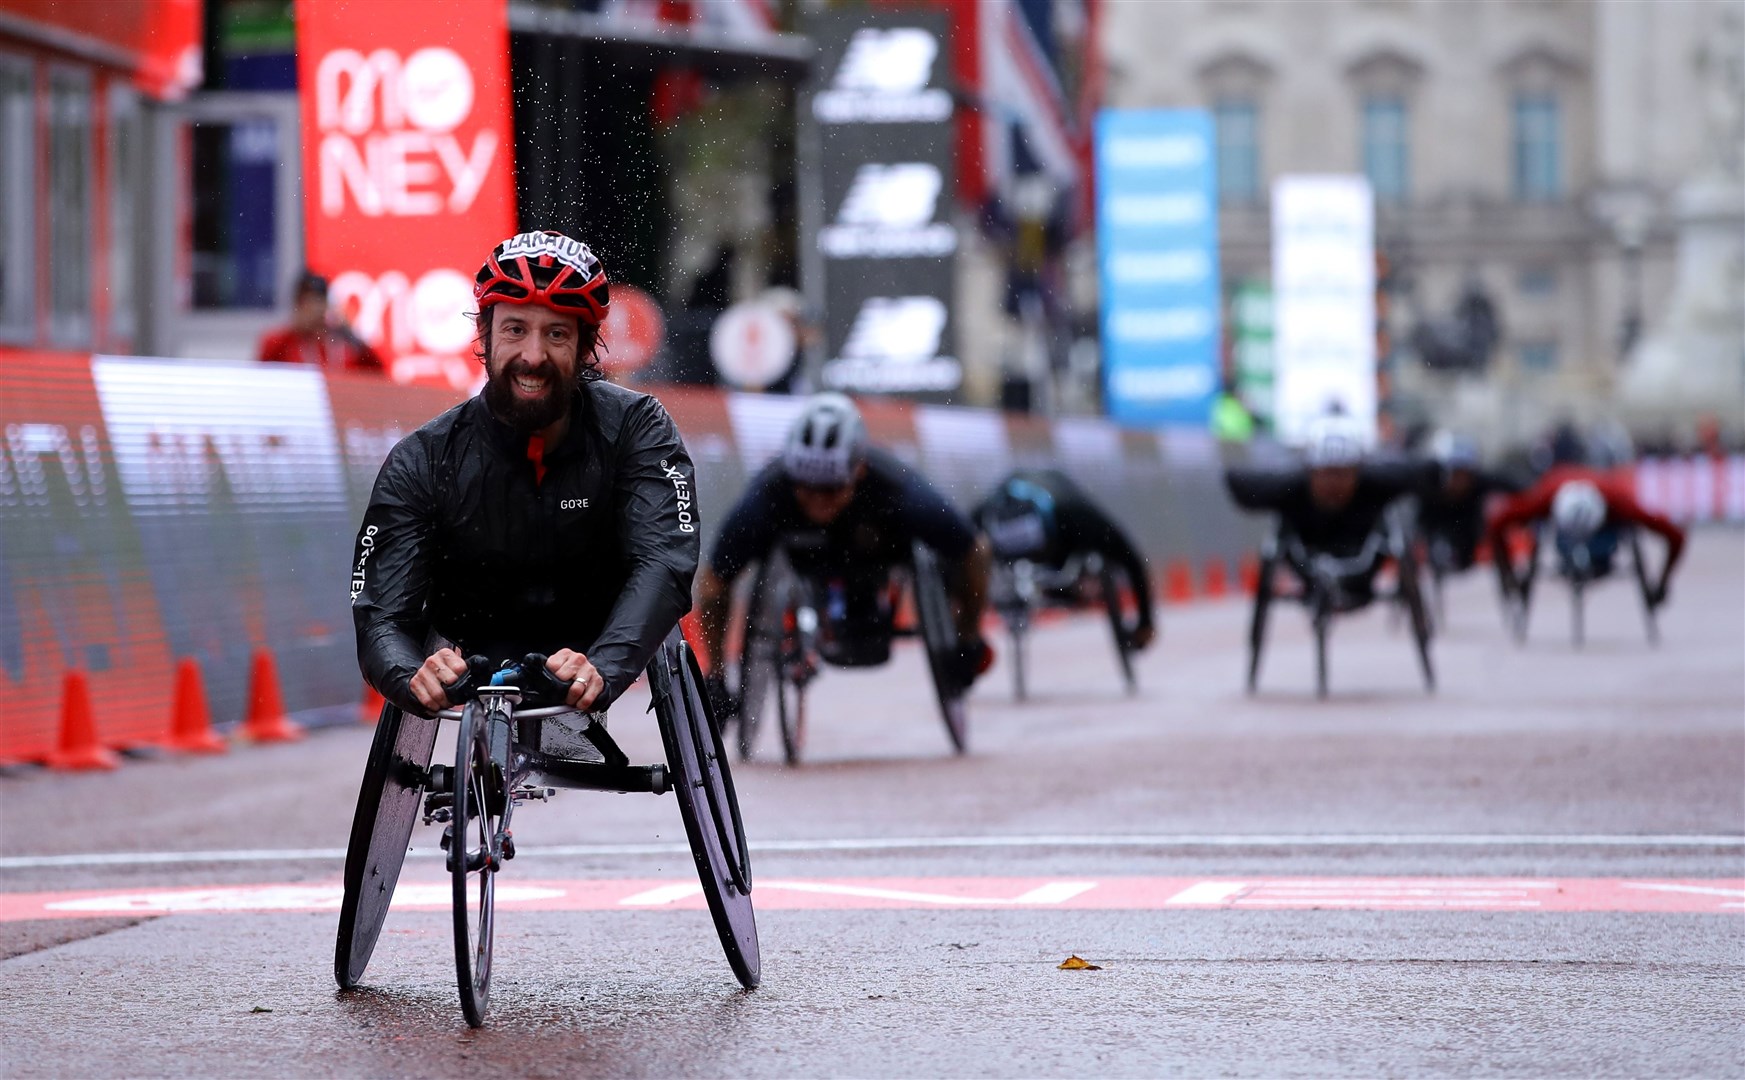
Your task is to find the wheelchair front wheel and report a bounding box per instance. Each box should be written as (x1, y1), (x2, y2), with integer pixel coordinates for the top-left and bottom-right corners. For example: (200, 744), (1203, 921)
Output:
(334, 703), (438, 990)
(450, 701), (502, 1028)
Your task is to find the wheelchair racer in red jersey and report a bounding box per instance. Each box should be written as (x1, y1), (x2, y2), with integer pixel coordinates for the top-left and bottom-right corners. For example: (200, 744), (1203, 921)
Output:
(695, 393), (993, 715)
(1486, 465), (1686, 607)
(351, 231), (699, 722)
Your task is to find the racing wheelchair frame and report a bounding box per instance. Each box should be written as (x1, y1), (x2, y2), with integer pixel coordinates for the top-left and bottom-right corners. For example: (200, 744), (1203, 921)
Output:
(334, 628), (757, 1027)
(1247, 508), (1435, 699)
(1503, 524), (1661, 648)
(728, 540), (969, 765)
(990, 551), (1140, 701)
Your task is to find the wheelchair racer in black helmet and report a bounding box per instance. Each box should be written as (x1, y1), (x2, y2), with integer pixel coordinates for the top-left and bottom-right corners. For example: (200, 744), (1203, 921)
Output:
(1415, 431), (1522, 575)
(696, 392), (994, 713)
(973, 468), (1157, 650)
(351, 230), (698, 719)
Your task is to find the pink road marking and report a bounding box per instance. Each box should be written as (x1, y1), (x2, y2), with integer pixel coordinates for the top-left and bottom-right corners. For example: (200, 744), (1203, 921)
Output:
(0, 876), (1739, 923)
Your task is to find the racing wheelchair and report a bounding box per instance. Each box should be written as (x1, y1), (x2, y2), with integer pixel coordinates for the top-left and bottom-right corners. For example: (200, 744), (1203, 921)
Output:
(726, 540), (969, 765)
(1246, 507), (1435, 699)
(990, 551), (1140, 701)
(334, 629), (757, 1027)
(1502, 524), (1661, 648)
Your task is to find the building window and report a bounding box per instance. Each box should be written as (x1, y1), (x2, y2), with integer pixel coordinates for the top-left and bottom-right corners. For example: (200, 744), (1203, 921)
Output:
(1513, 93), (1561, 201)
(108, 83), (142, 348)
(48, 66), (94, 347)
(1361, 95), (1409, 204)
(1518, 265), (1558, 296)
(191, 117), (281, 310)
(1520, 341), (1558, 372)
(0, 52), (33, 344)
(1214, 98), (1260, 205)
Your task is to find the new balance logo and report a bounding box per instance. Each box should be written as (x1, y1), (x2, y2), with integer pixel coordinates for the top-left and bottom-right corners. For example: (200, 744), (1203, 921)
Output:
(822, 297), (962, 393)
(818, 164), (957, 259)
(813, 27), (952, 124)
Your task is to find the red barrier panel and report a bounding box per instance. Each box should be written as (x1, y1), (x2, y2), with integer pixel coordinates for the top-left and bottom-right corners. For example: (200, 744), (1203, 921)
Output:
(0, 353), (175, 762)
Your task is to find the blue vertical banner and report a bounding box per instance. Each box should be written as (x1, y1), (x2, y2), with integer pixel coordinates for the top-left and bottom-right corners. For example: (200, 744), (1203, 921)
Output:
(1095, 110), (1220, 427)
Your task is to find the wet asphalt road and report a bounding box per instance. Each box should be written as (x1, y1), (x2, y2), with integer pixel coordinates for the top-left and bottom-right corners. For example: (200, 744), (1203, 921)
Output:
(2, 533), (1741, 1077)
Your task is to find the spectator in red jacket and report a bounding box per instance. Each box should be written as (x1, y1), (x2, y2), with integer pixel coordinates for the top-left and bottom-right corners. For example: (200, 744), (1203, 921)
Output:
(258, 271), (384, 373)
(1488, 466), (1686, 607)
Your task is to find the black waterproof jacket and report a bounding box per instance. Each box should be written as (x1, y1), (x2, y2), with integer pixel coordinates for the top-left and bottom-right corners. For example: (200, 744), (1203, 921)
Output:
(351, 381), (699, 717)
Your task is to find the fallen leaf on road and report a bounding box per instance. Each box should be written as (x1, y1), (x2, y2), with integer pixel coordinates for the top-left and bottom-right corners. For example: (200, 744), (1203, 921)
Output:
(1057, 955), (1101, 970)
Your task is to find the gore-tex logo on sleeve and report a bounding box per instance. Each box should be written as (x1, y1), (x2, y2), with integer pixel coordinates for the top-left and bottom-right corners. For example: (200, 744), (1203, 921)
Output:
(661, 460), (695, 534)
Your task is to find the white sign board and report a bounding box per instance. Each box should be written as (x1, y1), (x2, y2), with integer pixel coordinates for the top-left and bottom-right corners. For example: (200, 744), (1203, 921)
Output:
(1270, 175), (1376, 445)
(710, 302), (797, 390)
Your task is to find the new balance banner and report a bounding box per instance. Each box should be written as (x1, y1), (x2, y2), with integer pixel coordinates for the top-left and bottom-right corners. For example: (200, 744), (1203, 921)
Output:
(295, 0), (517, 387)
(803, 9), (961, 399)
(1095, 109), (1221, 428)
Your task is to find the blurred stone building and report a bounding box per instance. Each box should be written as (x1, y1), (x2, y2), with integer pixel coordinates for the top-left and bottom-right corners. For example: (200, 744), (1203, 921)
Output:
(1103, 0), (1744, 449)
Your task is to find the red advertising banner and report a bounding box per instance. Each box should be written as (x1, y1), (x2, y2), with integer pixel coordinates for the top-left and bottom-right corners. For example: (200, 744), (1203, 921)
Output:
(294, 0), (517, 388)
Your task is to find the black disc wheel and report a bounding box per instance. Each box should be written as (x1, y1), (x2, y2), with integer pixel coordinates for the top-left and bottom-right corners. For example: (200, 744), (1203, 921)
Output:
(775, 620), (808, 768)
(1399, 553), (1436, 693)
(912, 542), (968, 754)
(1246, 554), (1275, 694)
(335, 703), (438, 990)
(1630, 530), (1660, 645)
(653, 633), (760, 989)
(1098, 561), (1138, 695)
(450, 701), (503, 1028)
(734, 565), (781, 760)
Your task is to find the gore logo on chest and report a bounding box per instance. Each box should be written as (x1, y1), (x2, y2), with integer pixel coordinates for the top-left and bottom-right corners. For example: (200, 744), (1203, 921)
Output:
(560, 498), (590, 510)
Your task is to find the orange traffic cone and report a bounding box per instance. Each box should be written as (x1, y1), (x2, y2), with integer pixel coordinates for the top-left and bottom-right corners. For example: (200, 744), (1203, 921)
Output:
(166, 658), (227, 754)
(46, 670), (119, 771)
(1203, 558), (1230, 598)
(1164, 560), (1196, 604)
(1238, 554), (1261, 596)
(242, 648), (304, 743)
(360, 682), (385, 724)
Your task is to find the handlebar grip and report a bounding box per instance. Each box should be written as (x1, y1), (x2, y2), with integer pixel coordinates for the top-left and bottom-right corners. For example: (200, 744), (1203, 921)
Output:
(442, 654), (495, 705)
(520, 652), (575, 703)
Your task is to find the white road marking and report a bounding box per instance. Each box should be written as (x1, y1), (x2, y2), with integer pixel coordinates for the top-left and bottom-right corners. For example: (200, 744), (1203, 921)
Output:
(1014, 881), (1098, 904)
(3, 833), (1740, 870)
(42, 883), (565, 915)
(1166, 881), (1249, 905)
(1618, 882), (1745, 899)
(618, 882), (704, 906)
(748, 879), (1098, 907)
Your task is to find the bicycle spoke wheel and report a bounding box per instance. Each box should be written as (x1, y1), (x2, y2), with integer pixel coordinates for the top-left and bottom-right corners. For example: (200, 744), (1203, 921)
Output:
(450, 702), (501, 1028)
(335, 703), (437, 990)
(653, 634), (760, 989)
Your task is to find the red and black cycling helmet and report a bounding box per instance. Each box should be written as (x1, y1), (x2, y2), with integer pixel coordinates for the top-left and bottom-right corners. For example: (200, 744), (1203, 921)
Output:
(474, 230), (609, 326)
